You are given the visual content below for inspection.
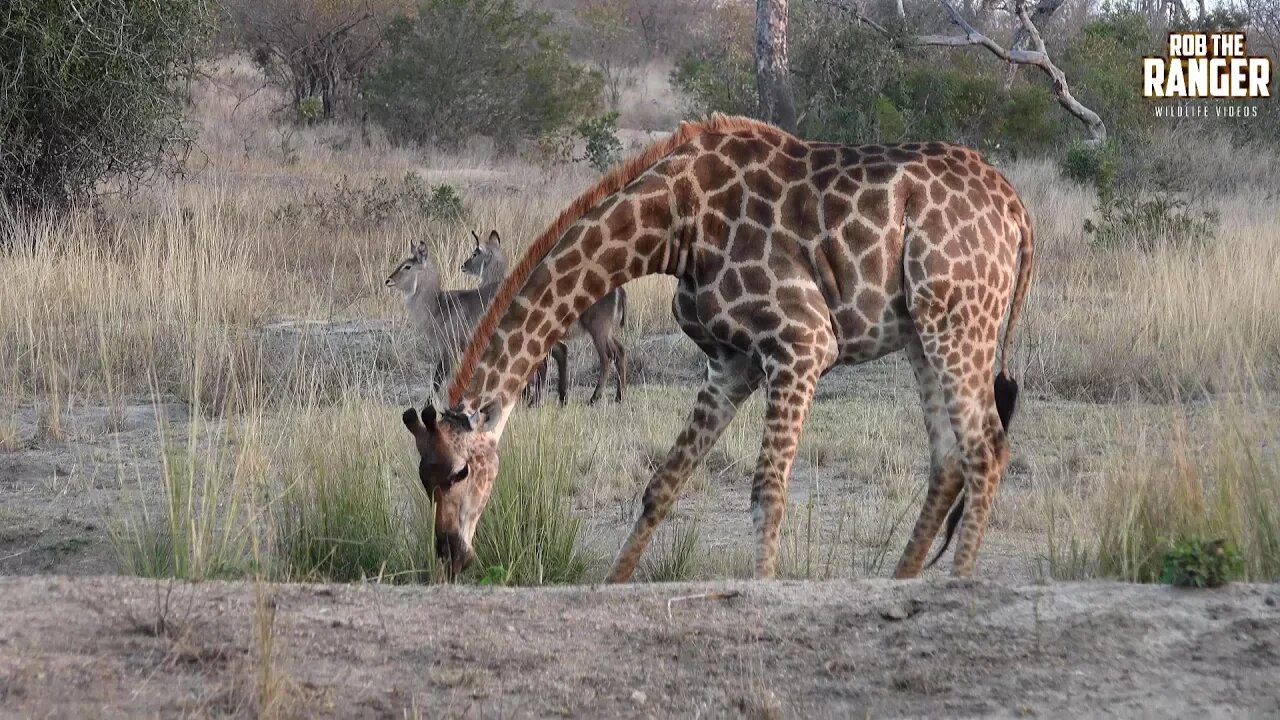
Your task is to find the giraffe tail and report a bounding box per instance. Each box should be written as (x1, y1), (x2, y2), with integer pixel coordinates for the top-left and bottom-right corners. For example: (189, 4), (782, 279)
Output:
(927, 214), (1032, 569)
(617, 286), (628, 328)
(999, 212), (1036, 378)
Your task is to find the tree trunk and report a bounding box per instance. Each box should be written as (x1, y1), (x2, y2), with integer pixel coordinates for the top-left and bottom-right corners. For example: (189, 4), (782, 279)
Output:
(755, 0), (798, 132)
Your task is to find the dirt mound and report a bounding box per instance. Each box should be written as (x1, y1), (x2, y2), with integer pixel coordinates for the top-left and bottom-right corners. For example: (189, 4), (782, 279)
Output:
(2, 576), (1278, 717)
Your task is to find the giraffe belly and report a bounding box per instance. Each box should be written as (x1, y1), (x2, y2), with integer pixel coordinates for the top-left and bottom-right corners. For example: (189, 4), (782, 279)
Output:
(830, 290), (913, 365)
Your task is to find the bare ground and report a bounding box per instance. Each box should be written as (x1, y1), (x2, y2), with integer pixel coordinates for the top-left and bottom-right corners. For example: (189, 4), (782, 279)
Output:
(1, 575), (1278, 718)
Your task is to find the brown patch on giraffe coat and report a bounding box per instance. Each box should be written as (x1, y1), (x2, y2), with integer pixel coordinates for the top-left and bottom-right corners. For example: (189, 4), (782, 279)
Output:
(771, 155), (808, 183)
(693, 153), (735, 192)
(707, 183), (744, 217)
(781, 185), (820, 239)
(856, 189), (890, 227)
(746, 196), (774, 227)
(745, 169), (784, 202)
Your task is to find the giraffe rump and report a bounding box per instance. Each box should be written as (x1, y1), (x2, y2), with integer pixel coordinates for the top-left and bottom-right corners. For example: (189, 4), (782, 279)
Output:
(445, 113), (790, 406)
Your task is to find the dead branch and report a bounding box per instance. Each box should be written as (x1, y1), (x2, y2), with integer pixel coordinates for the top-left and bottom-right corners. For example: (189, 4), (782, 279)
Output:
(666, 590), (742, 620)
(822, 0), (1107, 145)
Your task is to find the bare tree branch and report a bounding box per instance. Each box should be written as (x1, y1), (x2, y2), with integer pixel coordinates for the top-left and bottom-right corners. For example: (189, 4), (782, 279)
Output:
(822, 0), (1107, 145)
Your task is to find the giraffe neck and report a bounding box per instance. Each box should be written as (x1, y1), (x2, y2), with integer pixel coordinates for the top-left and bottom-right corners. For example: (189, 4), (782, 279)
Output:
(454, 200), (673, 432)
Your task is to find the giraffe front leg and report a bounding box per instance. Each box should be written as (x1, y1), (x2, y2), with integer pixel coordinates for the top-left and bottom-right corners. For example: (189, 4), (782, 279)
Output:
(606, 359), (760, 583)
(751, 367), (821, 579)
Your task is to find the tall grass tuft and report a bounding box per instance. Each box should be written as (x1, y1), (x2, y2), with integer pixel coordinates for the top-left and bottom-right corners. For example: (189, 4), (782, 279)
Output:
(472, 407), (587, 585)
(1064, 406), (1280, 582)
(270, 400), (434, 583)
(641, 512), (702, 582)
(111, 413), (252, 580)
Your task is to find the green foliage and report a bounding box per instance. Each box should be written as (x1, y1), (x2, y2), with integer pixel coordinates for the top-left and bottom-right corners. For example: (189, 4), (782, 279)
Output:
(1160, 537), (1244, 588)
(426, 183), (466, 221)
(0, 0), (212, 212)
(363, 0), (601, 148)
(1084, 193), (1220, 252)
(272, 174), (466, 227)
(576, 112), (624, 172)
(1059, 12), (1159, 144)
(477, 565), (510, 586)
(297, 96), (325, 125)
(472, 410), (587, 585)
(1060, 142), (1117, 197)
(673, 1), (1064, 154)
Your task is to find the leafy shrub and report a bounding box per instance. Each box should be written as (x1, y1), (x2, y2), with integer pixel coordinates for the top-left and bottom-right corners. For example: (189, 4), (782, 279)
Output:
(1060, 142), (1117, 196)
(673, 0), (1063, 155)
(364, 0), (601, 148)
(297, 96), (325, 125)
(1160, 537), (1244, 588)
(1, 0), (212, 213)
(273, 174), (466, 227)
(576, 112), (625, 172)
(1084, 193), (1220, 252)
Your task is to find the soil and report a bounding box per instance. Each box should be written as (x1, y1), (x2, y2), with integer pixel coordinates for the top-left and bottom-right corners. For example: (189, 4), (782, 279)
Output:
(1, 575), (1278, 718)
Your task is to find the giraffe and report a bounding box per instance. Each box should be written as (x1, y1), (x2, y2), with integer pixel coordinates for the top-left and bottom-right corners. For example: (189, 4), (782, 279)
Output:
(401, 114), (1035, 580)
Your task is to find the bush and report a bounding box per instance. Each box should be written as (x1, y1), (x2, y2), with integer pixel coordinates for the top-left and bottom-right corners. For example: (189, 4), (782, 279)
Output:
(1084, 193), (1220, 252)
(1160, 537), (1244, 588)
(576, 112), (624, 172)
(0, 0), (212, 213)
(272, 174), (466, 227)
(363, 0), (602, 148)
(673, 0), (1063, 155)
(1060, 142), (1117, 196)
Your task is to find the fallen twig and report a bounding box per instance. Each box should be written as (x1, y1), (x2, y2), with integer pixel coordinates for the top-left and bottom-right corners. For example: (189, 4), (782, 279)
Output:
(666, 590), (742, 620)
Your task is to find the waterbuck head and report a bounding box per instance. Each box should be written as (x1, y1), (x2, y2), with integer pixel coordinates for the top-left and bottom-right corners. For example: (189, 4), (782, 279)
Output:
(385, 241), (432, 295)
(401, 402), (501, 577)
(460, 229), (505, 282)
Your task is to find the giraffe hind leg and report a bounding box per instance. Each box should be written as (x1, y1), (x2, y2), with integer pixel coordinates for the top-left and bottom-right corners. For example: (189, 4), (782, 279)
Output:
(922, 371), (1019, 569)
(893, 336), (964, 579)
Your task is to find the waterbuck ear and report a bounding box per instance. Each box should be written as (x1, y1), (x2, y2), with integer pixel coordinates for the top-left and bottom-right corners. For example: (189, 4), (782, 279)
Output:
(412, 241), (428, 262)
(486, 229), (501, 246)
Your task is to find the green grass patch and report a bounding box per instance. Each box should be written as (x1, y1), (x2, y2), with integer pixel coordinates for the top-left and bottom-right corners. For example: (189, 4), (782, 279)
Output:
(472, 407), (588, 585)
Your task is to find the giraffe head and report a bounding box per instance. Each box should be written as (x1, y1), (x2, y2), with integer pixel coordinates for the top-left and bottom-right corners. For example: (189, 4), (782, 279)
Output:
(385, 240), (433, 296)
(460, 229), (503, 278)
(401, 402), (501, 577)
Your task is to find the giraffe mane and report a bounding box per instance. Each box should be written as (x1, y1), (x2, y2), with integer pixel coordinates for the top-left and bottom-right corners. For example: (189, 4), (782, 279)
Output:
(446, 113), (788, 406)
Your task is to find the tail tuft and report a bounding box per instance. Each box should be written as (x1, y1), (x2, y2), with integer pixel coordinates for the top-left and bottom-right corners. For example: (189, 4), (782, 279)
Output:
(617, 287), (628, 328)
(994, 372), (1019, 430)
(926, 496), (965, 569)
